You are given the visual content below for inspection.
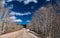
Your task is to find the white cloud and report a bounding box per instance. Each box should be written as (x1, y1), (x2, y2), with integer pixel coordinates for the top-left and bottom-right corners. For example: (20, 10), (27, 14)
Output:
(40, 7), (46, 9)
(27, 20), (30, 22)
(9, 11), (31, 16)
(46, 0), (50, 1)
(9, 16), (16, 20)
(7, 0), (13, 2)
(24, 0), (38, 4)
(9, 15), (22, 22)
(13, 19), (22, 22)
(9, 11), (15, 15)
(15, 12), (31, 16)
(2, 1), (5, 4)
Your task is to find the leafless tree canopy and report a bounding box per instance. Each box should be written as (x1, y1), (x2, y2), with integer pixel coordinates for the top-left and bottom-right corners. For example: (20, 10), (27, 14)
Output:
(27, 1), (60, 38)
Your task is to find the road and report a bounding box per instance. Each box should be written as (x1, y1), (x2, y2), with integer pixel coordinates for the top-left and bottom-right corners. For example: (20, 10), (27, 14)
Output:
(0, 28), (39, 38)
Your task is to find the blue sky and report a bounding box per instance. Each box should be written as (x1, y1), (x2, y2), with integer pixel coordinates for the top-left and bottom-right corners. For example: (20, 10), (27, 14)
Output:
(4, 0), (51, 25)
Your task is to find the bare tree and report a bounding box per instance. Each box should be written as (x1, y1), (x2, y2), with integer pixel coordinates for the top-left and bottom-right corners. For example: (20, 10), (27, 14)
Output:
(27, 2), (60, 38)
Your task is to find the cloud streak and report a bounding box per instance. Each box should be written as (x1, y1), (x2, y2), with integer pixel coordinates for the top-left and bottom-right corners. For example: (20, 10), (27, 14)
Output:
(24, 0), (38, 4)
(9, 11), (15, 15)
(13, 19), (22, 22)
(6, 0), (13, 2)
(26, 20), (31, 22)
(9, 16), (16, 20)
(15, 12), (31, 16)
(10, 11), (31, 16)
(46, 0), (50, 1)
(9, 16), (22, 22)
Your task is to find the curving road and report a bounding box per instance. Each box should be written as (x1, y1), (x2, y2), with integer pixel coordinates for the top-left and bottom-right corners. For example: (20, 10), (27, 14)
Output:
(0, 28), (39, 38)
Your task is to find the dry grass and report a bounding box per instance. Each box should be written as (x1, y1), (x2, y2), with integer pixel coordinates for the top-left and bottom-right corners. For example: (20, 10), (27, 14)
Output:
(0, 22), (23, 35)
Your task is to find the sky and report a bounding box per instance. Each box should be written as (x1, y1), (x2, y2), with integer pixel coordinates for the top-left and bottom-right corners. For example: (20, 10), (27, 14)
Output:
(4, 0), (51, 25)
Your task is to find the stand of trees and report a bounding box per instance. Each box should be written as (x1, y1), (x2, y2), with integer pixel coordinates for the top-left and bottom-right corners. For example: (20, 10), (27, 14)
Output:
(0, 0), (23, 35)
(27, 1), (60, 38)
